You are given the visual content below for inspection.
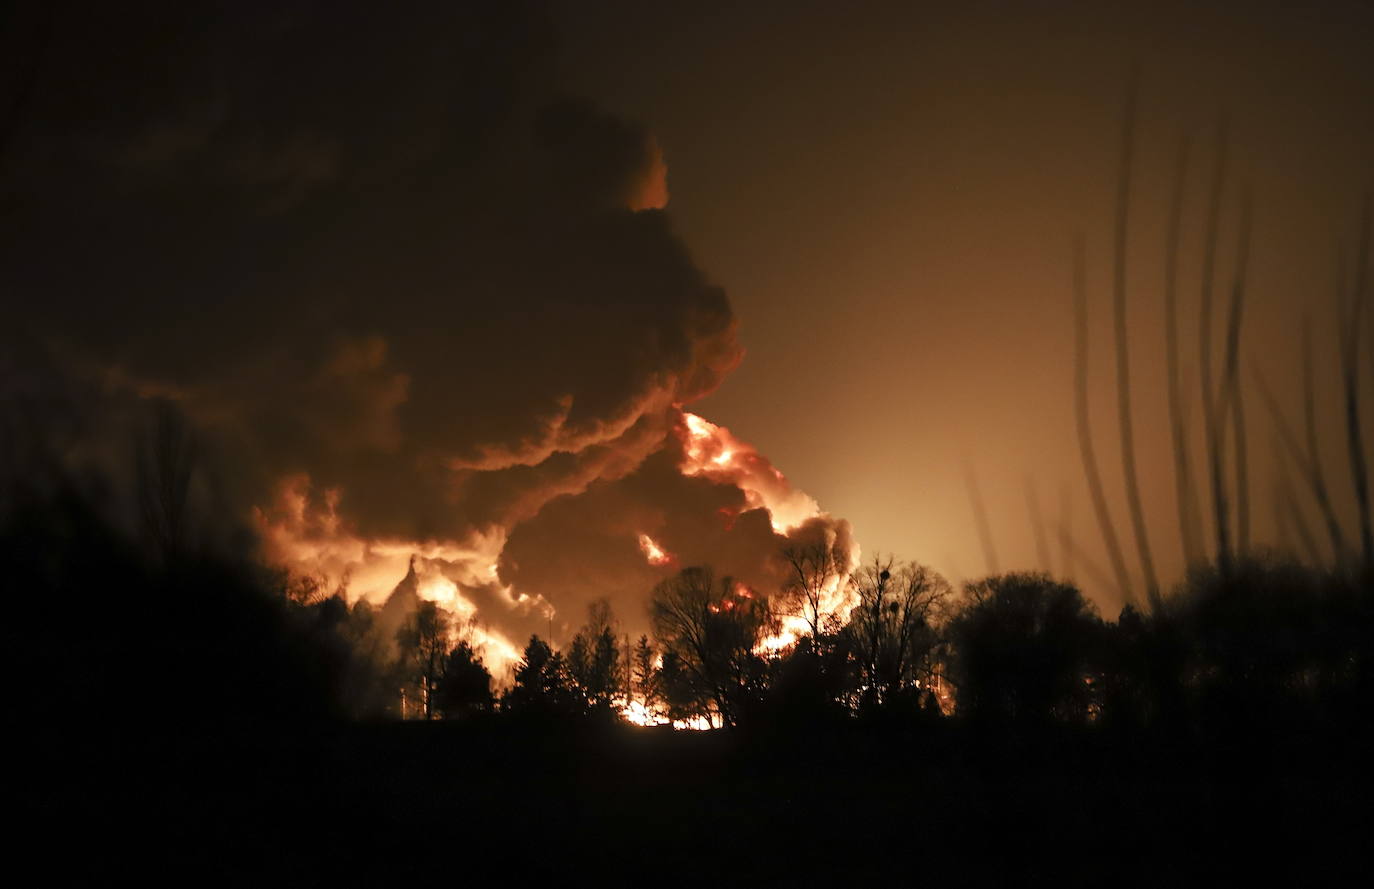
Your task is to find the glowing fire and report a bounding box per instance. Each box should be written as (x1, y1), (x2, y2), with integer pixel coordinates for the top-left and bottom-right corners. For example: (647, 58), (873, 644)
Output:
(637, 533), (674, 566)
(679, 412), (823, 533)
(256, 411), (859, 705)
(618, 700), (713, 730)
(256, 474), (534, 680)
(416, 569), (523, 676)
(418, 573), (473, 618)
(759, 535), (858, 653)
(758, 628), (800, 652)
(674, 715), (714, 731)
(256, 474), (521, 602)
(462, 625), (524, 678)
(680, 411), (861, 653)
(756, 577), (856, 654)
(620, 700), (659, 726)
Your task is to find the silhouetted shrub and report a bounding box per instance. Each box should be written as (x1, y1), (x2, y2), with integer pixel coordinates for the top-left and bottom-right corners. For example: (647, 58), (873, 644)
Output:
(947, 572), (1106, 725)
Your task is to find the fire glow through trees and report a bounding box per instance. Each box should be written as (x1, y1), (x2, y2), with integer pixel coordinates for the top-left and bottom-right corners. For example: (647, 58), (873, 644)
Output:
(256, 407), (859, 687)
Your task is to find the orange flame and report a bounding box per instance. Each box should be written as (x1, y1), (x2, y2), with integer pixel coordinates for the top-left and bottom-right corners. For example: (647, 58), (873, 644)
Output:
(256, 474), (533, 680)
(637, 533), (674, 567)
(679, 412), (822, 533)
(256, 411), (859, 699)
(618, 700), (712, 730)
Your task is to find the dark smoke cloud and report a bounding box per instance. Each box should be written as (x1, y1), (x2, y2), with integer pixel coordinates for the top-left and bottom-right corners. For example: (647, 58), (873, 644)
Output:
(500, 416), (859, 639)
(3, 2), (844, 649)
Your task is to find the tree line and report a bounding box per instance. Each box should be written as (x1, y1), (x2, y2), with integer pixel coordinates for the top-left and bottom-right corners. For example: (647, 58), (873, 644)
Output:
(359, 540), (1373, 735)
(6, 421), (1371, 745)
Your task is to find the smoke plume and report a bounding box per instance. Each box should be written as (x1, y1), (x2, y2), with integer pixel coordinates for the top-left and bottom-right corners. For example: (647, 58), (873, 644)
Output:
(2, 2), (854, 673)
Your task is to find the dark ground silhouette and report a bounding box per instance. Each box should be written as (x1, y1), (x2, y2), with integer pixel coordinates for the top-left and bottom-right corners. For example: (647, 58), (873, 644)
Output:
(8, 479), (1372, 885)
(25, 716), (1370, 885)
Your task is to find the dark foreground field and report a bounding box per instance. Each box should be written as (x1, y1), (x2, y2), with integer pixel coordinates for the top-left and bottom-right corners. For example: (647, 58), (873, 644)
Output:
(22, 717), (1369, 887)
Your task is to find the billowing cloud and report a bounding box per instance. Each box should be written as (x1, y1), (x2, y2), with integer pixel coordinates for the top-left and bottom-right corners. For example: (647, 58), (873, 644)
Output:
(3, 3), (849, 665)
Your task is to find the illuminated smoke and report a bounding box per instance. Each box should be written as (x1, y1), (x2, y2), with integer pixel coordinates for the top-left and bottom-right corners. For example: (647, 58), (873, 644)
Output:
(0, 4), (859, 689)
(255, 475), (540, 680)
(679, 412), (823, 533)
(259, 405), (858, 678)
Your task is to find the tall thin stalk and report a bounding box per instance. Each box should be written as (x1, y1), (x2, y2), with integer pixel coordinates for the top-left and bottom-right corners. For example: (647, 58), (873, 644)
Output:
(1163, 130), (1205, 568)
(1074, 236), (1134, 606)
(1367, 252), (1374, 388)
(1231, 381), (1251, 556)
(1272, 474), (1293, 559)
(964, 463), (1000, 576)
(1025, 477), (1054, 574)
(1342, 194), (1372, 572)
(1059, 483), (1074, 582)
(1111, 77), (1160, 612)
(1274, 445), (1322, 567)
(1302, 318), (1347, 563)
(1216, 193), (1252, 561)
(1255, 344), (1347, 564)
(1198, 120), (1230, 571)
(1054, 521), (1121, 597)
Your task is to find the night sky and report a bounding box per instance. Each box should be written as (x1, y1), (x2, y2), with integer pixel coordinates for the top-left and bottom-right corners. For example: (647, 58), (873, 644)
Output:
(555, 0), (1374, 591)
(4, 1), (1372, 659)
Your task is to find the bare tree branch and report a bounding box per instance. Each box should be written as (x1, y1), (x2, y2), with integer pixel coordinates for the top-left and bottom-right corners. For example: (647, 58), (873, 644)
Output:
(1199, 118), (1230, 571)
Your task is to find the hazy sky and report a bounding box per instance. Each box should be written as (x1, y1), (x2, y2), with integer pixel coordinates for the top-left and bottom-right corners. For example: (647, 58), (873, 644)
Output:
(554, 0), (1374, 606)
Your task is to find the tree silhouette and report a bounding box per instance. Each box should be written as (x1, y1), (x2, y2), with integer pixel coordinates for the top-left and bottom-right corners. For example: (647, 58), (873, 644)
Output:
(650, 565), (776, 727)
(948, 572), (1104, 725)
(436, 640), (494, 717)
(395, 600), (452, 720)
(502, 635), (579, 716)
(567, 598), (623, 712)
(332, 596), (394, 718)
(779, 539), (851, 640)
(632, 634), (660, 718)
(762, 626), (852, 723)
(134, 400), (201, 564)
(656, 648), (707, 726)
(846, 556), (952, 712)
